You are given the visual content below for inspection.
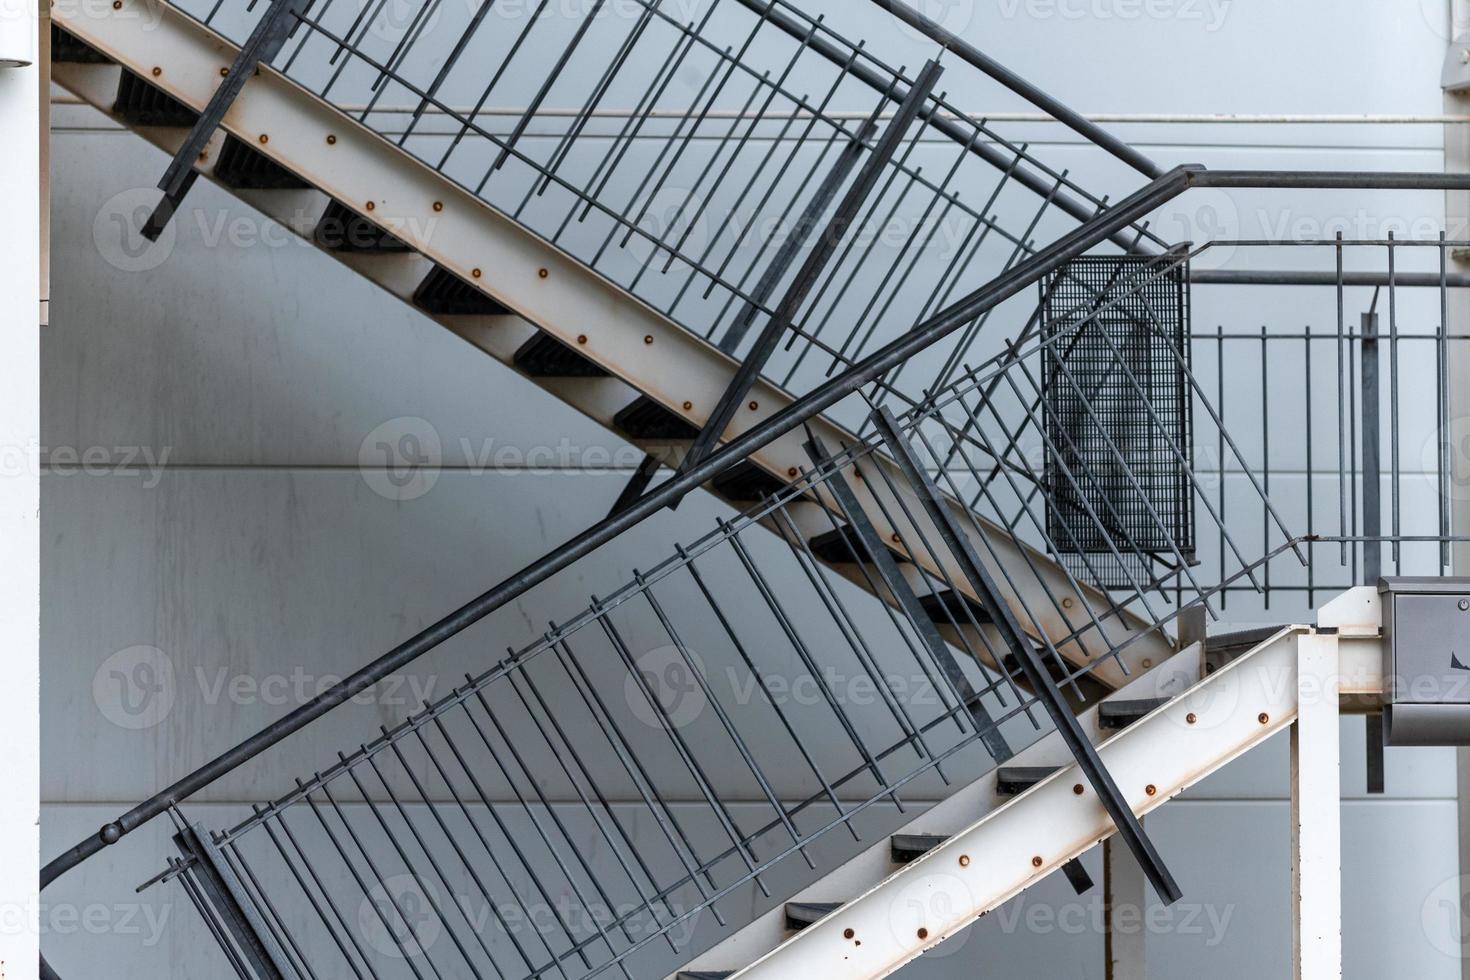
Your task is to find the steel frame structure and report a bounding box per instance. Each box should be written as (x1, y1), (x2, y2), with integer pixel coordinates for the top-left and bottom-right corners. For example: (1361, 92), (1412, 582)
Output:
(37, 0), (1470, 976)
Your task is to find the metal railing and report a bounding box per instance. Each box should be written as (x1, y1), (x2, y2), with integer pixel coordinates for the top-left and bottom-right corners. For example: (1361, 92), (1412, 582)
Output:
(140, 282), (1292, 975)
(160, 0), (1169, 430)
(41, 154), (1470, 977)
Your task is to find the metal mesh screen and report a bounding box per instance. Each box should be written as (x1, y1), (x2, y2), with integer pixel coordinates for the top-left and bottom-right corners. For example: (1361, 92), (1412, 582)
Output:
(1041, 254), (1194, 590)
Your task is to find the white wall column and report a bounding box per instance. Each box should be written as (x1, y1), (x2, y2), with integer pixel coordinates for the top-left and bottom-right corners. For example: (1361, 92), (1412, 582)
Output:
(1446, 5), (1470, 976)
(1291, 633), (1342, 980)
(0, 1), (41, 976)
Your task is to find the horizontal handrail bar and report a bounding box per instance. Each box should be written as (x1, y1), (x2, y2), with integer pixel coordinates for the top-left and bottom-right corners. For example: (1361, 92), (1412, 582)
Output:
(862, 0), (1164, 179)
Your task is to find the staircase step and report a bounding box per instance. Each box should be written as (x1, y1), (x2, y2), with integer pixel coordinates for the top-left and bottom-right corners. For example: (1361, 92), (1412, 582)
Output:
(891, 833), (948, 864)
(996, 766), (1060, 796)
(614, 397), (699, 440)
(113, 69), (199, 127)
(213, 135), (310, 190)
(999, 652), (1111, 704)
(314, 201), (410, 253)
(52, 25), (111, 63)
(807, 525), (910, 566)
(1098, 697), (1171, 731)
(785, 902), (843, 932)
(414, 266), (510, 316)
(1204, 625), (1286, 675)
(918, 589), (992, 626)
(513, 332), (609, 378)
(710, 460), (786, 503)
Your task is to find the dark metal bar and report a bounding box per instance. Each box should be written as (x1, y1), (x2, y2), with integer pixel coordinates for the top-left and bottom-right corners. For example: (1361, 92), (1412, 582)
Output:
(608, 452), (662, 519)
(717, 119), (878, 354)
(861, 0), (1162, 179)
(38, 165), (1198, 893)
(804, 435), (1013, 763)
(142, 0), (306, 240)
(1361, 311), (1382, 584)
(1366, 713), (1386, 795)
(172, 823), (298, 980)
(869, 405), (1183, 905)
(676, 60), (945, 484)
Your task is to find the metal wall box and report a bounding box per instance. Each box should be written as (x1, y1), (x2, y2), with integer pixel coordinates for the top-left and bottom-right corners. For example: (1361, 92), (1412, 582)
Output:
(1380, 577), (1470, 746)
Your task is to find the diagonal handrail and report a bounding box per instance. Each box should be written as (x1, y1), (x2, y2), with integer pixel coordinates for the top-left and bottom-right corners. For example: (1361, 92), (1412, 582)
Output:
(38, 168), (1470, 980)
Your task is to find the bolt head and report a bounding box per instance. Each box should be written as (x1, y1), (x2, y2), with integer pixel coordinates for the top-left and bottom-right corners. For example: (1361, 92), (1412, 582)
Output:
(1460, 599), (1469, 612)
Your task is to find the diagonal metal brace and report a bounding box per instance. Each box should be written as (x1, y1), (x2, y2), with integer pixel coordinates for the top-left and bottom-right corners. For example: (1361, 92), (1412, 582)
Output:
(669, 59), (945, 504)
(173, 823), (298, 979)
(141, 0), (309, 241)
(803, 435), (1013, 764)
(870, 405), (1183, 905)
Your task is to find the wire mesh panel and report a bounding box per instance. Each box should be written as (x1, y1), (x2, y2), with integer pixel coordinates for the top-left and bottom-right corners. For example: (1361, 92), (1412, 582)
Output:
(1040, 254), (1195, 589)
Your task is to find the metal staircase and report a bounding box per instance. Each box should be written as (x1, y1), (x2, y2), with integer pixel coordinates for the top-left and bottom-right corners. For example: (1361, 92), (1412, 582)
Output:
(39, 0), (1470, 977)
(48, 0), (1178, 685)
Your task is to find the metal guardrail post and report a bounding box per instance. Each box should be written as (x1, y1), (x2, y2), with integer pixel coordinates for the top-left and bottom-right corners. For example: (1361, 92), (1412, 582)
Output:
(870, 404), (1183, 905)
(173, 824), (298, 979)
(141, 0), (307, 240)
(674, 60), (945, 492)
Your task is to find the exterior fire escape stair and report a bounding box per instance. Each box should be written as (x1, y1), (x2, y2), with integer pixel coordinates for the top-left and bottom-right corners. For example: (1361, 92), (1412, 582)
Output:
(48, 6), (1176, 691)
(666, 589), (1382, 978)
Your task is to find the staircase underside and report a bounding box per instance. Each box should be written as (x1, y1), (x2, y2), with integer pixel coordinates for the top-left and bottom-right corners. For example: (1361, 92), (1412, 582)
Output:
(49, 1), (1174, 687)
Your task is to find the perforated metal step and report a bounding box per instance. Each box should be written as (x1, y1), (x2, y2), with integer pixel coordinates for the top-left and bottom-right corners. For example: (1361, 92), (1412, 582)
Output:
(113, 69), (199, 127)
(996, 766), (1060, 796)
(52, 25), (110, 63)
(413, 266), (511, 315)
(710, 460), (786, 503)
(212, 135), (309, 189)
(918, 589), (992, 626)
(312, 201), (409, 253)
(513, 332), (608, 378)
(807, 525), (910, 565)
(614, 397), (699, 440)
(1098, 697), (1171, 730)
(785, 902), (843, 932)
(891, 833), (948, 864)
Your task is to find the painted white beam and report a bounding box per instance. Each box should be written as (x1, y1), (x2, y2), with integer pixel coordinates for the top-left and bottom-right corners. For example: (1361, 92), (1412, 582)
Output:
(48, 2), (1174, 683)
(669, 645), (1204, 979)
(1291, 632), (1342, 980)
(722, 596), (1381, 980)
(0, 6), (42, 977)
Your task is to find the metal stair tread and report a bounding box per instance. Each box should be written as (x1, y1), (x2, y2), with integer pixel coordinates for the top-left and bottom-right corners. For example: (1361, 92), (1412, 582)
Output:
(1097, 697), (1172, 730)
(513, 332), (610, 378)
(784, 902), (844, 931)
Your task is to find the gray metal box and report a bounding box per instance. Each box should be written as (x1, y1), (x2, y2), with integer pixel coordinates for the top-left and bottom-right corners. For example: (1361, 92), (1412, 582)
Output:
(1379, 578), (1470, 746)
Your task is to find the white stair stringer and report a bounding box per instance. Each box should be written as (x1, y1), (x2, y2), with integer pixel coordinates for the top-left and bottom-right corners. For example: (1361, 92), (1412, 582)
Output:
(692, 588), (1384, 980)
(48, 2), (1174, 685)
(668, 639), (1206, 979)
